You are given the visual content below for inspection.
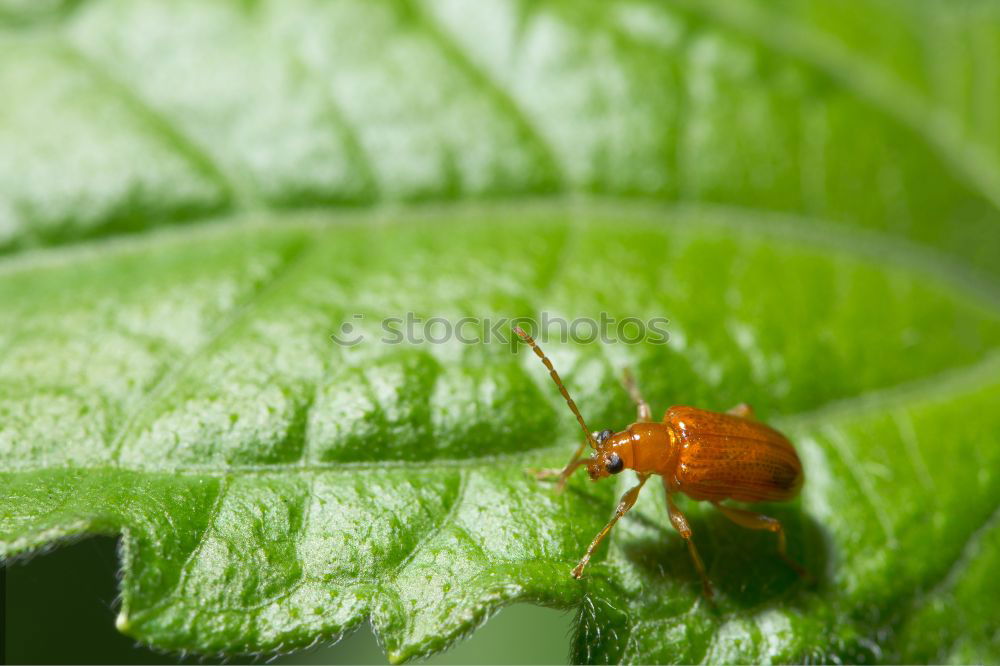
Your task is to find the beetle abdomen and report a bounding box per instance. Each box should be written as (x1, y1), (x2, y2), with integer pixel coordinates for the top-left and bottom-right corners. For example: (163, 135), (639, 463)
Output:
(667, 406), (803, 503)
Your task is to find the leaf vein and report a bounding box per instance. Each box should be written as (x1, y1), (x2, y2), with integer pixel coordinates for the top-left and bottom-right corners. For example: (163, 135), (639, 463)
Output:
(822, 425), (898, 547)
(392, 469), (468, 577)
(105, 234), (317, 463)
(137, 477), (230, 621)
(285, 51), (381, 201)
(674, 0), (1000, 213)
(409, 0), (564, 189)
(891, 409), (935, 491)
(52, 40), (244, 208)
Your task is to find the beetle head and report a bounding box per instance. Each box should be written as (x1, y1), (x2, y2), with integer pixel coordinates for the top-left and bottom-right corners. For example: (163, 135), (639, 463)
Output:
(586, 428), (628, 480)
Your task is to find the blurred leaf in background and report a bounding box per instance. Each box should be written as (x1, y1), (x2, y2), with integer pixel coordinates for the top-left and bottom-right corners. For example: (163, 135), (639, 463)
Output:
(2, 1), (1000, 664)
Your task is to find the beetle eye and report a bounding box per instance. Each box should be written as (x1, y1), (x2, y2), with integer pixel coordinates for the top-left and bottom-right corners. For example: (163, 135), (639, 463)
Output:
(605, 452), (623, 474)
(596, 429), (613, 443)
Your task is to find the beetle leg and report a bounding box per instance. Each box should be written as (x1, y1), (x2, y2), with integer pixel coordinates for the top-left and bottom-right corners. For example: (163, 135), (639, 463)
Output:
(571, 473), (650, 578)
(712, 502), (809, 579)
(622, 368), (652, 422)
(726, 403), (755, 419)
(666, 489), (714, 598)
(528, 439), (590, 492)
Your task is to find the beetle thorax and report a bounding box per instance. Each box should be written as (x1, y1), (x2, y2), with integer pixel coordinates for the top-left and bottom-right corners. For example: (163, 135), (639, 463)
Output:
(629, 421), (679, 476)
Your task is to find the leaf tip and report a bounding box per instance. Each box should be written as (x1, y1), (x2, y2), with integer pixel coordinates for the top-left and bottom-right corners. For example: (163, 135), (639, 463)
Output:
(115, 612), (131, 633)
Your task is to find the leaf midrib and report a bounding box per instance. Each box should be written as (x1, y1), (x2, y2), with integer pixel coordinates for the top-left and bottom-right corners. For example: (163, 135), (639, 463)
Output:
(3, 199), (998, 301)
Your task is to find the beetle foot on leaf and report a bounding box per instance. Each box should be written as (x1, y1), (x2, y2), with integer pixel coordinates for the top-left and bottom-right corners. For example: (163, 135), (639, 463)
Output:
(527, 467), (570, 490)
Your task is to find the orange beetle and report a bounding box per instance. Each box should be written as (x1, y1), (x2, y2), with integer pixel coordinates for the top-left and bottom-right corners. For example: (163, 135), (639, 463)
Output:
(514, 327), (805, 597)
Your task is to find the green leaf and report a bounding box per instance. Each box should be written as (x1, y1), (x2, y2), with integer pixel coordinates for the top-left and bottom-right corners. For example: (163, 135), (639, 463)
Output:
(3, 208), (1000, 663)
(2, 1), (1000, 664)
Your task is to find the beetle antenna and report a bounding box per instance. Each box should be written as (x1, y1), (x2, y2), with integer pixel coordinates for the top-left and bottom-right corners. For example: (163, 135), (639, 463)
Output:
(513, 326), (599, 449)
